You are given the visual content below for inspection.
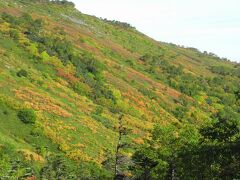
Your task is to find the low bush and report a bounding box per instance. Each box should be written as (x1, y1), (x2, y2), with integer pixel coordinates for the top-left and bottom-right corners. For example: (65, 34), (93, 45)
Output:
(17, 69), (28, 77)
(17, 109), (36, 124)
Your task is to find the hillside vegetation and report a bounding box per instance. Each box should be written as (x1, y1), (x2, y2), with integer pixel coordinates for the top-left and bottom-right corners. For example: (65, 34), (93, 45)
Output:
(0, 0), (239, 179)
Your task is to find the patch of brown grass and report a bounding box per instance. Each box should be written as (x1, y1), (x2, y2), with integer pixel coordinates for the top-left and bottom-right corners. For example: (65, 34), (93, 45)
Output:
(0, 7), (22, 16)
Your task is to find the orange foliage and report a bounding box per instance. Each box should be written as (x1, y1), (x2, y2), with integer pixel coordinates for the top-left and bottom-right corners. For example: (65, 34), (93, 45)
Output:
(131, 129), (142, 135)
(26, 176), (36, 180)
(122, 91), (146, 108)
(14, 87), (72, 117)
(56, 68), (79, 84)
(133, 138), (145, 145)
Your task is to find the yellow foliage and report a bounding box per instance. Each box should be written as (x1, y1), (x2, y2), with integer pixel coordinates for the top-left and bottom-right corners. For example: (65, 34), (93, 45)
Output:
(55, 78), (69, 87)
(72, 143), (85, 148)
(124, 115), (153, 131)
(144, 132), (152, 141)
(65, 62), (76, 74)
(26, 43), (39, 57)
(52, 120), (77, 132)
(97, 149), (106, 165)
(111, 88), (122, 100)
(0, 49), (5, 57)
(40, 51), (50, 62)
(0, 93), (25, 110)
(78, 116), (100, 133)
(174, 131), (179, 139)
(19, 149), (45, 162)
(46, 56), (64, 68)
(0, 22), (10, 32)
(43, 125), (71, 151)
(66, 149), (92, 162)
(18, 33), (30, 46)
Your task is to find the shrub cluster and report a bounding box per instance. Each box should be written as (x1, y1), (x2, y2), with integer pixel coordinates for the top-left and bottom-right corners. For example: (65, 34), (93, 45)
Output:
(17, 109), (36, 124)
(17, 69), (28, 77)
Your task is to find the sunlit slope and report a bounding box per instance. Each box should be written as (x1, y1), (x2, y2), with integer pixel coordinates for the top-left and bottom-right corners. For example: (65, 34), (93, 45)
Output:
(0, 0), (239, 177)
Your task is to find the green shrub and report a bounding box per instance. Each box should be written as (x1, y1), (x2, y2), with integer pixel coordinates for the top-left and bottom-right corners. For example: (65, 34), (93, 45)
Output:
(17, 109), (36, 124)
(17, 69), (28, 77)
(95, 106), (104, 115)
(9, 29), (19, 39)
(3, 110), (8, 115)
(1, 12), (19, 26)
(92, 114), (113, 129)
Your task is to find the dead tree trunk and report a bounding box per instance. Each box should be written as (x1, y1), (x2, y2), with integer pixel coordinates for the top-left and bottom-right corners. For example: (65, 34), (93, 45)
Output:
(114, 114), (126, 180)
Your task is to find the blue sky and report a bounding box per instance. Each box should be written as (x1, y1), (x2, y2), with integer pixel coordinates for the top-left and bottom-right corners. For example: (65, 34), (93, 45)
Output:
(71, 0), (240, 62)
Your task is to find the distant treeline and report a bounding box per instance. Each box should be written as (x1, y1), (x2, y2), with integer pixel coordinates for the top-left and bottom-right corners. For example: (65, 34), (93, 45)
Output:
(22, 0), (75, 7)
(101, 18), (136, 29)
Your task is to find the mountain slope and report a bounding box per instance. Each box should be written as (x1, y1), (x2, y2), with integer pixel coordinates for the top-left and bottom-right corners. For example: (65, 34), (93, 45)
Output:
(0, 0), (239, 178)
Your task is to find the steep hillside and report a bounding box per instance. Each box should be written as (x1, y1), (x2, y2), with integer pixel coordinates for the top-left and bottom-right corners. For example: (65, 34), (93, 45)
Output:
(0, 0), (239, 179)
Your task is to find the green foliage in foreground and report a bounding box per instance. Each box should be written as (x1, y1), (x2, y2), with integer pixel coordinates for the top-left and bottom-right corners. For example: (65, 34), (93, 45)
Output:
(131, 107), (240, 179)
(0, 146), (111, 179)
(0, 145), (35, 179)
